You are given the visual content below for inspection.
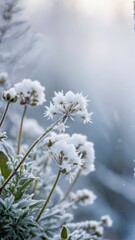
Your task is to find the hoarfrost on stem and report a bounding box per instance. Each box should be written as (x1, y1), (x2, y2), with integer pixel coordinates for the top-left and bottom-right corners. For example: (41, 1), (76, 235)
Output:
(0, 77), (112, 239)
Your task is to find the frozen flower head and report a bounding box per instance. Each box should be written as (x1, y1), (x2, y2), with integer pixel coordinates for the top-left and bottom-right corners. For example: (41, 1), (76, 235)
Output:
(14, 79), (45, 106)
(54, 122), (69, 133)
(51, 140), (83, 182)
(44, 132), (95, 177)
(0, 72), (9, 86)
(80, 141), (95, 175)
(88, 221), (103, 237)
(100, 215), (113, 227)
(67, 220), (104, 237)
(2, 88), (18, 103)
(44, 134), (83, 182)
(45, 91), (92, 123)
(44, 132), (70, 148)
(70, 134), (95, 175)
(70, 189), (96, 206)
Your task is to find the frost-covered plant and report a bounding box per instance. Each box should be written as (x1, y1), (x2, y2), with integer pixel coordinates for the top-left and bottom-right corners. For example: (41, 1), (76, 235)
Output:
(0, 78), (112, 239)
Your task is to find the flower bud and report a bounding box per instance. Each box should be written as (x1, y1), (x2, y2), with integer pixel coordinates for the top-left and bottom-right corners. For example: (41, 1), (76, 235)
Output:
(2, 88), (18, 103)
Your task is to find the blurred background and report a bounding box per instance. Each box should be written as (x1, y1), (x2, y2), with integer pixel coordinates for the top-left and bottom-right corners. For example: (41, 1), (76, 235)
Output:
(1, 0), (135, 239)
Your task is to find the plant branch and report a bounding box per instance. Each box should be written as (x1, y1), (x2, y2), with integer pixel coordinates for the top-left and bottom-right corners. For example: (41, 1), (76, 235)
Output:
(0, 116), (65, 193)
(36, 170), (61, 223)
(0, 102), (10, 128)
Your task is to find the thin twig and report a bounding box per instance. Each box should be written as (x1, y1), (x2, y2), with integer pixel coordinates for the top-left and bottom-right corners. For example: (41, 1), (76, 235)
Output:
(0, 102), (10, 128)
(17, 105), (27, 155)
(36, 170), (61, 223)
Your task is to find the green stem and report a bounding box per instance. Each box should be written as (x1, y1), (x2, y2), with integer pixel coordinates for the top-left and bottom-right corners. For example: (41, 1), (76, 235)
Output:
(0, 116), (64, 193)
(0, 101), (10, 128)
(60, 169), (81, 202)
(36, 170), (61, 223)
(17, 105), (27, 155)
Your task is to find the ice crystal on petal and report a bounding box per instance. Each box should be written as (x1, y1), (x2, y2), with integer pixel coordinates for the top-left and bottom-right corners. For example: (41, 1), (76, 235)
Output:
(45, 102), (57, 119)
(44, 135), (83, 181)
(45, 91), (92, 123)
(54, 122), (69, 133)
(80, 141), (95, 175)
(51, 140), (83, 179)
(69, 134), (95, 175)
(14, 79), (45, 106)
(44, 132), (95, 177)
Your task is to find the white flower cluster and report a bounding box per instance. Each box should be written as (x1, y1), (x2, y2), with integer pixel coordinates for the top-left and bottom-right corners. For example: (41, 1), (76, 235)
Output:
(70, 189), (96, 206)
(45, 91), (92, 123)
(44, 132), (95, 181)
(67, 215), (113, 237)
(14, 79), (45, 106)
(69, 133), (95, 175)
(46, 138), (83, 182)
(67, 220), (103, 236)
(2, 88), (18, 103)
(100, 215), (113, 227)
(2, 79), (45, 106)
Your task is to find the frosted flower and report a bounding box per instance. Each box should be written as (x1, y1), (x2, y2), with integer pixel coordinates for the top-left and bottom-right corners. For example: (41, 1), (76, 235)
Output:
(101, 215), (113, 227)
(44, 133), (95, 176)
(94, 226), (104, 237)
(14, 79), (45, 106)
(51, 140), (82, 171)
(54, 122), (69, 133)
(70, 134), (95, 175)
(2, 88), (18, 103)
(43, 132), (70, 147)
(0, 72), (9, 86)
(67, 220), (103, 236)
(45, 91), (92, 123)
(69, 134), (87, 148)
(70, 189), (96, 206)
(44, 137), (83, 182)
(80, 110), (93, 124)
(80, 142), (95, 175)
